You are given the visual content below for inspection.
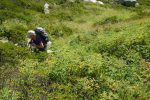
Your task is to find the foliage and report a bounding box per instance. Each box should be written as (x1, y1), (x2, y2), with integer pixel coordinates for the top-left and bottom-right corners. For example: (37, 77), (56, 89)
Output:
(0, 0), (150, 99)
(93, 16), (122, 26)
(50, 23), (73, 38)
(1, 19), (28, 45)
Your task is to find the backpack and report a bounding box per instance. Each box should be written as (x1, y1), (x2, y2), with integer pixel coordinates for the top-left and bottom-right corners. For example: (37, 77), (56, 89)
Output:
(34, 27), (49, 44)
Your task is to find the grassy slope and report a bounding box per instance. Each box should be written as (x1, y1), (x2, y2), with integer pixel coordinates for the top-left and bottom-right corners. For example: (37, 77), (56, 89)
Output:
(0, 0), (150, 99)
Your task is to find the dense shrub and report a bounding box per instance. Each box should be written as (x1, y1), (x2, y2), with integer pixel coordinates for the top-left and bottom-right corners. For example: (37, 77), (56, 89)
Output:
(0, 42), (29, 65)
(0, 42), (30, 90)
(0, 0), (150, 99)
(93, 16), (122, 26)
(57, 11), (74, 21)
(1, 19), (28, 46)
(70, 34), (93, 45)
(50, 24), (73, 38)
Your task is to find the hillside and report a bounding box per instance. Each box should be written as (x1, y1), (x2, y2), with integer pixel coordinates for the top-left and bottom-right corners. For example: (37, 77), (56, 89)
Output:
(0, 0), (150, 99)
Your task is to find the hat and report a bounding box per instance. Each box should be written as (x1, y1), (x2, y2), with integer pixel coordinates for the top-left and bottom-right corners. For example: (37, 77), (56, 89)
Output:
(27, 30), (36, 38)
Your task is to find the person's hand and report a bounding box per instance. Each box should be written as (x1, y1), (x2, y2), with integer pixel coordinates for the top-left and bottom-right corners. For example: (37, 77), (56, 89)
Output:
(30, 43), (36, 51)
(31, 43), (36, 47)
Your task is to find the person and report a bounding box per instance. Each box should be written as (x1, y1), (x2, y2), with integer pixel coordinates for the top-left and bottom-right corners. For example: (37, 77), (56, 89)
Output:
(27, 29), (48, 52)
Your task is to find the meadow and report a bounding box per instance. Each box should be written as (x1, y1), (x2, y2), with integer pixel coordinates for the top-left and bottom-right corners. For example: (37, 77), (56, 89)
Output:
(0, 0), (150, 99)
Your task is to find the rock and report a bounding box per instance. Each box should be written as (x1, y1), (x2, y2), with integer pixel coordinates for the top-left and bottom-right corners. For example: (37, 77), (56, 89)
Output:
(97, 1), (104, 5)
(115, 0), (138, 7)
(47, 50), (54, 53)
(15, 43), (18, 46)
(90, 0), (97, 3)
(135, 2), (139, 7)
(0, 39), (8, 43)
(109, 0), (114, 4)
(68, 0), (75, 2)
(44, 3), (49, 14)
(122, 0), (137, 7)
(47, 41), (52, 48)
(84, 0), (89, 2)
(84, 0), (104, 5)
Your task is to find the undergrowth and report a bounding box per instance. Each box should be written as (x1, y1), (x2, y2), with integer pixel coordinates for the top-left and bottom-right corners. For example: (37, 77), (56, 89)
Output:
(0, 0), (150, 99)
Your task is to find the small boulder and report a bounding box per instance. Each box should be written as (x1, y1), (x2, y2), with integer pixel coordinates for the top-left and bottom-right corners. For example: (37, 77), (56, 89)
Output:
(116, 0), (138, 7)
(84, 0), (104, 5)
(44, 3), (49, 14)
(97, 1), (104, 5)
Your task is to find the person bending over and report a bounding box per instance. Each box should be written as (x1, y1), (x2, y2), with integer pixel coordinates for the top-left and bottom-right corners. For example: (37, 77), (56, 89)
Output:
(27, 30), (46, 52)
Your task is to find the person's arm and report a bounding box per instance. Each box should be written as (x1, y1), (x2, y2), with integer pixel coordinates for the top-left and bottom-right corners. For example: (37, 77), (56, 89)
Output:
(28, 39), (32, 45)
(28, 39), (33, 48)
(36, 36), (45, 49)
(36, 42), (44, 48)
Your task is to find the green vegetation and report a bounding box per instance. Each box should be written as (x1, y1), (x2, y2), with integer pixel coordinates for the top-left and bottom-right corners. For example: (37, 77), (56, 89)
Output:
(0, 0), (150, 99)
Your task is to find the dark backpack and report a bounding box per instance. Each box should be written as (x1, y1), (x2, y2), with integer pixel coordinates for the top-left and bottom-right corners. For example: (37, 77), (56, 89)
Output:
(34, 27), (49, 44)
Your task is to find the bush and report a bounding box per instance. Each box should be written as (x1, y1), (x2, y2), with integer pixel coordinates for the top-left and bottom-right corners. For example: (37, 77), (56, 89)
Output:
(57, 11), (74, 21)
(93, 16), (122, 26)
(73, 77), (100, 99)
(50, 24), (73, 38)
(0, 0), (149, 99)
(0, 42), (29, 65)
(1, 19), (28, 46)
(0, 42), (30, 90)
